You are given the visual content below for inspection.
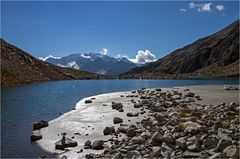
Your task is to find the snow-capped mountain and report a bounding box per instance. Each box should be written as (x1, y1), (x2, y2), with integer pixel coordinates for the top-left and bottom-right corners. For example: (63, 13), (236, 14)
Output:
(42, 52), (138, 76)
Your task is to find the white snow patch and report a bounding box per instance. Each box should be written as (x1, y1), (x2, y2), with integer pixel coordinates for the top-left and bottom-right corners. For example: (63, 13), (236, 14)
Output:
(39, 55), (61, 61)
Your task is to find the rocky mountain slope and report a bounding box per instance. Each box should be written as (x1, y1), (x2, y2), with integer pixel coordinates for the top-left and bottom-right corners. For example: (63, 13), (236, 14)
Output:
(0, 39), (101, 86)
(44, 52), (138, 76)
(121, 20), (239, 79)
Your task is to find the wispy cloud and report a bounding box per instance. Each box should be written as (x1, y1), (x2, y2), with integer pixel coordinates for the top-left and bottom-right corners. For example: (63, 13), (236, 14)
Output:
(180, 8), (187, 12)
(216, 5), (224, 11)
(189, 2), (212, 12)
(127, 50), (157, 64)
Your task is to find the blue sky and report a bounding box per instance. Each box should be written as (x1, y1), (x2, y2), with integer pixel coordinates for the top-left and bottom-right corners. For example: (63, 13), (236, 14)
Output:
(1, 1), (239, 62)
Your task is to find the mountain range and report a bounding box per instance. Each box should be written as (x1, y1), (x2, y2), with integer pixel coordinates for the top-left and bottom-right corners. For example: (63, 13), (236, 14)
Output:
(43, 53), (139, 76)
(0, 39), (101, 86)
(121, 20), (239, 79)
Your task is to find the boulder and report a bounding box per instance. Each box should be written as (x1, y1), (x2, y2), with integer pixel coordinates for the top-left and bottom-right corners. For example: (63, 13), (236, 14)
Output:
(118, 126), (128, 133)
(176, 137), (186, 150)
(92, 140), (104, 150)
(33, 120), (48, 130)
(31, 130), (42, 142)
(126, 150), (141, 158)
(112, 102), (123, 111)
(113, 117), (123, 124)
(127, 112), (139, 117)
(181, 151), (203, 158)
(112, 152), (124, 159)
(103, 126), (115, 135)
(202, 137), (218, 150)
(162, 134), (175, 144)
(149, 131), (163, 146)
(55, 138), (78, 150)
(131, 136), (144, 144)
(216, 139), (232, 151)
(85, 99), (92, 104)
(141, 118), (153, 129)
(127, 128), (136, 137)
(222, 145), (239, 158)
(141, 131), (151, 140)
(154, 112), (165, 122)
(134, 103), (142, 108)
(213, 121), (223, 130)
(187, 92), (195, 97)
(84, 140), (92, 149)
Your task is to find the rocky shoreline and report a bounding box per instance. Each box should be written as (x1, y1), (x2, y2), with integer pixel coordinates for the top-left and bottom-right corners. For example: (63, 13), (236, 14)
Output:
(35, 85), (239, 158)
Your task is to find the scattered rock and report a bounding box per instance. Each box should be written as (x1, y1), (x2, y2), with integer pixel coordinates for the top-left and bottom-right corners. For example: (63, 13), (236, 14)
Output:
(103, 126), (115, 135)
(85, 99), (92, 104)
(92, 140), (104, 150)
(126, 128), (136, 137)
(149, 131), (163, 146)
(31, 130), (42, 142)
(134, 103), (142, 108)
(33, 120), (48, 130)
(216, 139), (232, 151)
(113, 117), (123, 124)
(222, 145), (239, 158)
(187, 92), (195, 97)
(55, 138), (78, 150)
(84, 140), (92, 149)
(126, 112), (139, 117)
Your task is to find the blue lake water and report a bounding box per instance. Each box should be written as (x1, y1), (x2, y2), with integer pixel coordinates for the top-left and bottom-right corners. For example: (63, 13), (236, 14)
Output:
(1, 79), (239, 158)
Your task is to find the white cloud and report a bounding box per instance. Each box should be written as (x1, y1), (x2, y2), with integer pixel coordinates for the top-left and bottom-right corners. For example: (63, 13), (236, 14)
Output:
(189, 2), (212, 12)
(128, 50), (157, 64)
(100, 48), (108, 55)
(39, 55), (61, 61)
(180, 8), (187, 12)
(216, 5), (224, 11)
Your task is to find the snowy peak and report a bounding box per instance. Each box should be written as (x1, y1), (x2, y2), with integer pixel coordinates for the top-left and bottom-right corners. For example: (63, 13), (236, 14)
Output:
(42, 52), (139, 76)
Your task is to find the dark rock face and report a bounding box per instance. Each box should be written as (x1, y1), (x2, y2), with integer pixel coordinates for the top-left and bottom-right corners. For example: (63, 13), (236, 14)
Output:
(121, 20), (239, 79)
(33, 120), (49, 130)
(0, 39), (101, 86)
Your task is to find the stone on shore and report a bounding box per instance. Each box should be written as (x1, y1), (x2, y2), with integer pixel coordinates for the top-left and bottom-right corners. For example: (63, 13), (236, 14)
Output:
(92, 140), (104, 150)
(33, 120), (48, 130)
(55, 138), (78, 150)
(103, 126), (115, 135)
(31, 130), (42, 142)
(113, 117), (123, 124)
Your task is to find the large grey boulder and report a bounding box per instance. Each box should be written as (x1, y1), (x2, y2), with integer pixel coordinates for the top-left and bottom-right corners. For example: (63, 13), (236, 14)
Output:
(55, 138), (78, 150)
(84, 140), (92, 149)
(92, 140), (104, 150)
(31, 130), (42, 142)
(127, 128), (136, 137)
(149, 131), (163, 146)
(103, 126), (115, 135)
(113, 117), (123, 124)
(33, 120), (48, 130)
(112, 102), (123, 111)
(216, 139), (232, 151)
(222, 145), (239, 158)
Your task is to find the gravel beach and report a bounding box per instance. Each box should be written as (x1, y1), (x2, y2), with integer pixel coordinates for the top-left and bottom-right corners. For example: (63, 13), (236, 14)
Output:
(35, 85), (239, 158)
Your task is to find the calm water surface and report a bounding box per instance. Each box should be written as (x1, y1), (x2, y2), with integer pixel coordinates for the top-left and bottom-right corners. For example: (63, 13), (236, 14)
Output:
(1, 79), (238, 158)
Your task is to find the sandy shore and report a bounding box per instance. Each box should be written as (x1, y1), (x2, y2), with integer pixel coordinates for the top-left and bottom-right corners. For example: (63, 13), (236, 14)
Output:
(37, 85), (239, 158)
